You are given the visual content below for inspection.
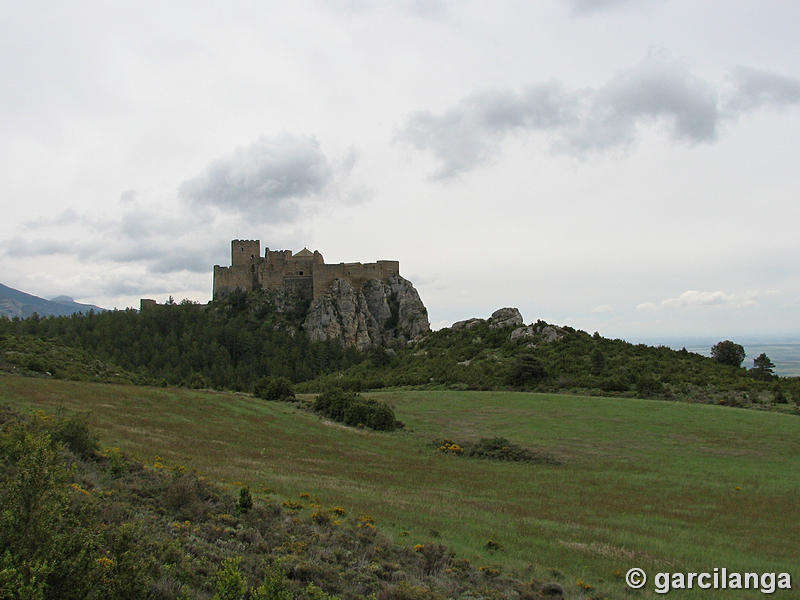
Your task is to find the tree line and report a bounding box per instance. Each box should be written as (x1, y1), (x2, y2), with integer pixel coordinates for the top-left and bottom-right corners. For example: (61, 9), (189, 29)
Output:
(0, 292), (365, 391)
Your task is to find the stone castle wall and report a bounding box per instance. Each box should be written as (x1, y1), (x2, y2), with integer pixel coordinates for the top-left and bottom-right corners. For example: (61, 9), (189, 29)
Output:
(311, 261), (399, 298)
(212, 240), (400, 300)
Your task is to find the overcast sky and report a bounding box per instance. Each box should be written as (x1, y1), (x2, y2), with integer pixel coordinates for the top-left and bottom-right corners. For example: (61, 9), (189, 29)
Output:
(2, 0), (799, 341)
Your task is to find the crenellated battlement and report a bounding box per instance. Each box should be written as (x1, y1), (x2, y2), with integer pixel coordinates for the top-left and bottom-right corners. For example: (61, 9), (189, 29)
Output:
(212, 240), (400, 300)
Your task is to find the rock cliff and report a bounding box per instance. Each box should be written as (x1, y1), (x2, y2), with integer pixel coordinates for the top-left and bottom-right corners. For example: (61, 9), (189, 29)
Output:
(303, 275), (430, 350)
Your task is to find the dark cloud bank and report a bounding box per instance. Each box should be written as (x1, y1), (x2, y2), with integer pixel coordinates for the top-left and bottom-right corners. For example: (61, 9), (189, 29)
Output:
(399, 57), (800, 179)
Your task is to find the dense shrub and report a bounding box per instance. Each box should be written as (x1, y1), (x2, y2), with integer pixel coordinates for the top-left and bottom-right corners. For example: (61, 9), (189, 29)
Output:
(312, 388), (402, 431)
(52, 413), (99, 459)
(254, 376), (296, 402)
(508, 354), (546, 387)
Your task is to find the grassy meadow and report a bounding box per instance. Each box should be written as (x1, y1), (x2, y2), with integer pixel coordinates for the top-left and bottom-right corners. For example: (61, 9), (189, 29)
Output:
(1, 374), (798, 599)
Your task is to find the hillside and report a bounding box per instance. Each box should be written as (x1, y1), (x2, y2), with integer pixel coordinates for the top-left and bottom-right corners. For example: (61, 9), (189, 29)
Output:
(300, 310), (800, 410)
(0, 334), (141, 384)
(0, 401), (551, 599)
(0, 282), (106, 319)
(2, 295), (799, 410)
(1, 376), (797, 599)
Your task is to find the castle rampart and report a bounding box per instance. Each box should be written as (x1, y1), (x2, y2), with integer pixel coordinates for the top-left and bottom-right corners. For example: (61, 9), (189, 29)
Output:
(212, 240), (400, 300)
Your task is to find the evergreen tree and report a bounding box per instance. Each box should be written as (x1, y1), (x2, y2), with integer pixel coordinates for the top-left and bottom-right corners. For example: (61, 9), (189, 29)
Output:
(751, 353), (775, 380)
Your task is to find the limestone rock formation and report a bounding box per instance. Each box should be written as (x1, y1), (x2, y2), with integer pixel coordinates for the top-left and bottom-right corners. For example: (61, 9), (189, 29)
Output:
(510, 325), (536, 341)
(488, 307), (523, 329)
(451, 318), (485, 330)
(510, 322), (565, 344)
(303, 275), (429, 350)
(540, 325), (564, 343)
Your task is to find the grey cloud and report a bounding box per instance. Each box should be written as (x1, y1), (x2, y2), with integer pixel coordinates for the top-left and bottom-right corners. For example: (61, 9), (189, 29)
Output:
(5, 133), (350, 280)
(119, 189), (138, 204)
(3, 237), (79, 257)
(564, 57), (719, 151)
(727, 66), (800, 112)
(101, 276), (176, 298)
(400, 56), (800, 178)
(148, 241), (229, 274)
(400, 83), (577, 179)
(318, 0), (446, 19)
(23, 208), (82, 229)
(568, 0), (635, 14)
(4, 200), (223, 276)
(178, 134), (333, 219)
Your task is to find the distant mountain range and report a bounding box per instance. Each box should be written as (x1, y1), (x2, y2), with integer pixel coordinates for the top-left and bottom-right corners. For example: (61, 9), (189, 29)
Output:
(0, 283), (106, 319)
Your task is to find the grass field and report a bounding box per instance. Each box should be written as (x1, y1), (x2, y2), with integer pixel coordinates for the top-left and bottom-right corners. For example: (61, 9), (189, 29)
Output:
(1, 374), (798, 598)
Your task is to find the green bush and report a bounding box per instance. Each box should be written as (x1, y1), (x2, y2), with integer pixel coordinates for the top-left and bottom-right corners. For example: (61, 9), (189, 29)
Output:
(238, 486), (253, 513)
(212, 557), (247, 600)
(254, 376), (296, 402)
(312, 388), (402, 431)
(251, 563), (293, 600)
(508, 354), (546, 387)
(52, 413), (99, 459)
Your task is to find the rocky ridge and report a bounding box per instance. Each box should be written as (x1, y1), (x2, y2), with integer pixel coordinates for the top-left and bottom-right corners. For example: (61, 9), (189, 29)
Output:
(451, 307), (566, 346)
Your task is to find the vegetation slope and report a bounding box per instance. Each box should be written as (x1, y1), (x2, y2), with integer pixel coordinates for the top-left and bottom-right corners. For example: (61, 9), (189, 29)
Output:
(2, 376), (798, 599)
(2, 293), (798, 413)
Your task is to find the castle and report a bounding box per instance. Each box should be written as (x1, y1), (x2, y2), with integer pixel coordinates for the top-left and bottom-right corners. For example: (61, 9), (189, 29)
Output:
(212, 240), (400, 301)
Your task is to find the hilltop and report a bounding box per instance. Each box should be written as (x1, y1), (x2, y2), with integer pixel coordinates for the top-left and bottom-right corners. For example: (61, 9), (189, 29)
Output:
(300, 307), (800, 411)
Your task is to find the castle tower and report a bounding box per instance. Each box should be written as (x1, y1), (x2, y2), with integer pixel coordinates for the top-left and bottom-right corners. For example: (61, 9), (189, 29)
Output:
(231, 240), (261, 266)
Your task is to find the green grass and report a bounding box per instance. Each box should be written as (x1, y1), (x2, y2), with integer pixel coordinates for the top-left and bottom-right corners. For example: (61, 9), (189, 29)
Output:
(1, 374), (798, 598)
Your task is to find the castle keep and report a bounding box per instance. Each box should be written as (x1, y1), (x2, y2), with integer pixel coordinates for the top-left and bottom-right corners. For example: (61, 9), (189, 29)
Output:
(213, 240), (400, 301)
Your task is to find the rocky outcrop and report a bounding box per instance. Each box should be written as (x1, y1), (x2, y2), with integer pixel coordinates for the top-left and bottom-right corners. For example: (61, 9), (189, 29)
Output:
(510, 325), (536, 341)
(303, 275), (429, 350)
(540, 325), (563, 343)
(488, 307), (523, 329)
(510, 322), (565, 344)
(451, 318), (485, 330)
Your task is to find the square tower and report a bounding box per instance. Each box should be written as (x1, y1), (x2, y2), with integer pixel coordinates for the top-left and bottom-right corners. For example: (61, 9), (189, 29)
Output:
(231, 240), (261, 266)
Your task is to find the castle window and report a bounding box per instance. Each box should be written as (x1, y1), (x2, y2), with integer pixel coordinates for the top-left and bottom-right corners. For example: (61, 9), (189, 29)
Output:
(299, 271), (303, 275)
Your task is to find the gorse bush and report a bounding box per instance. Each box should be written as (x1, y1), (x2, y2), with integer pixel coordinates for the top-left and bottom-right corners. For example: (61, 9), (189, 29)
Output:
(312, 388), (402, 431)
(435, 437), (559, 465)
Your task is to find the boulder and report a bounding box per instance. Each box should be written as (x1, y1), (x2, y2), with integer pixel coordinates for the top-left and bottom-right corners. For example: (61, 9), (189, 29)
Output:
(489, 307), (523, 329)
(540, 325), (563, 343)
(510, 325), (536, 341)
(452, 318), (485, 330)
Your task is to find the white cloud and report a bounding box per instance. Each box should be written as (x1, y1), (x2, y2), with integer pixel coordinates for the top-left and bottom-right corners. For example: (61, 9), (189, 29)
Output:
(591, 304), (613, 313)
(636, 290), (760, 311)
